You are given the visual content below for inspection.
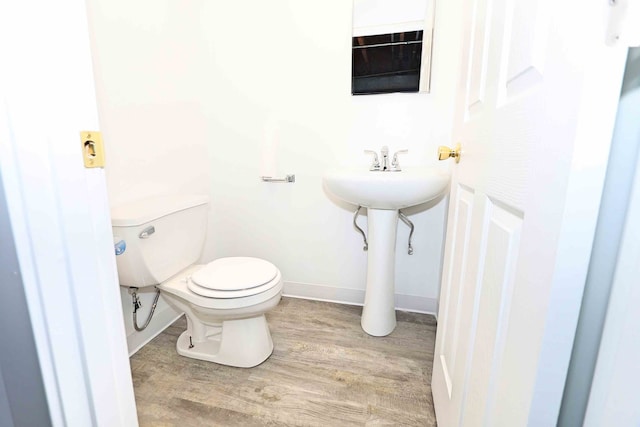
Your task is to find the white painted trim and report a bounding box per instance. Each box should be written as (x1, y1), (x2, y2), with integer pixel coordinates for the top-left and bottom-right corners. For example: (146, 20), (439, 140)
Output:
(353, 21), (424, 37)
(127, 284), (436, 357)
(395, 293), (439, 315)
(527, 17), (628, 425)
(0, 114), (67, 426)
(284, 281), (364, 306)
(283, 281), (438, 315)
(0, 0), (138, 425)
(127, 310), (184, 356)
(583, 81), (640, 427)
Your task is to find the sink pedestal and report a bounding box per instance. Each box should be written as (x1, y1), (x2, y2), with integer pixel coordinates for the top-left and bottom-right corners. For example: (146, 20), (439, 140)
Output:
(322, 166), (450, 337)
(361, 208), (398, 336)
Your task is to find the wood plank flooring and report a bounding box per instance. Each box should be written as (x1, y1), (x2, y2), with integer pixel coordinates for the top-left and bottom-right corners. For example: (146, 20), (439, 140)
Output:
(130, 297), (437, 426)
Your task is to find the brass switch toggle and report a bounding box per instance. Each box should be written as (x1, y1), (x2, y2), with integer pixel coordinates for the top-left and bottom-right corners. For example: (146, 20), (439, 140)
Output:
(81, 131), (105, 168)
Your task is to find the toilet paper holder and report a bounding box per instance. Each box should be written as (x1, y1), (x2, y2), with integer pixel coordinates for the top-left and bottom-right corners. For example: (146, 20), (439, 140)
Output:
(260, 174), (296, 183)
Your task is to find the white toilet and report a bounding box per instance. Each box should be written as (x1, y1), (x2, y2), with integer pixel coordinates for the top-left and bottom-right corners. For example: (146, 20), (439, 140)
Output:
(111, 195), (283, 368)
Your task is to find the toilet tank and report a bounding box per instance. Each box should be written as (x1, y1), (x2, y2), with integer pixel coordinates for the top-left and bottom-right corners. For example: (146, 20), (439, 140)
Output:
(111, 195), (209, 287)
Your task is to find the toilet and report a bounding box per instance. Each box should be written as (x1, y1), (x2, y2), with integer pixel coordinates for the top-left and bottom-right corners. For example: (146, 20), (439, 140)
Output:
(111, 195), (282, 368)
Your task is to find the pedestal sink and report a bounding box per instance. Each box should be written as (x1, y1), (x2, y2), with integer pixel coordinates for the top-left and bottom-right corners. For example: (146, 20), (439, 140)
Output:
(322, 167), (450, 336)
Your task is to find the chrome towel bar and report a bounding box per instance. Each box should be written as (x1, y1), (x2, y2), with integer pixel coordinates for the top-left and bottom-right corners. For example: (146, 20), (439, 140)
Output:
(260, 174), (295, 183)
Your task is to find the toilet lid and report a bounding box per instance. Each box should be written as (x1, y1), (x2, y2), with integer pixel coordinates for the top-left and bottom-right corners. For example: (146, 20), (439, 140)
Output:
(188, 257), (279, 298)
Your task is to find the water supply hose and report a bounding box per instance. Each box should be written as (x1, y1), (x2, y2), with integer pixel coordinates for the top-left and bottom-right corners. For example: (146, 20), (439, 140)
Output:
(130, 287), (161, 332)
(353, 205), (368, 251)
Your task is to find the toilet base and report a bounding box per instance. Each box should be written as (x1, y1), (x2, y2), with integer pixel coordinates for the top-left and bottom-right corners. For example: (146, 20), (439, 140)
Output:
(176, 314), (274, 368)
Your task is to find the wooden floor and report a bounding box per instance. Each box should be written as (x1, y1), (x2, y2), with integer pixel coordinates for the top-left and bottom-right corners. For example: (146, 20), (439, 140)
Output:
(130, 297), (438, 426)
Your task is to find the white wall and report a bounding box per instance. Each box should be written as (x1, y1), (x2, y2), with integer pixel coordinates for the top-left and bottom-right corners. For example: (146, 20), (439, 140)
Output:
(87, 0), (211, 352)
(353, 0), (431, 34)
(87, 0), (460, 349)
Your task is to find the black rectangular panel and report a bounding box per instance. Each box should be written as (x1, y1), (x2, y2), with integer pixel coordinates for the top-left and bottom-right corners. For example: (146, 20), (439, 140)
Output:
(352, 30), (423, 95)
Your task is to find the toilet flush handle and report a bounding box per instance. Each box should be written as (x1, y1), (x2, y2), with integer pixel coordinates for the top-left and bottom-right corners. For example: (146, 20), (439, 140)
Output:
(139, 226), (155, 239)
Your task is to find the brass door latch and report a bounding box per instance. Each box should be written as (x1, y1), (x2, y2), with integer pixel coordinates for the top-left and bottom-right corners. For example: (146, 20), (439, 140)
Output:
(80, 131), (105, 168)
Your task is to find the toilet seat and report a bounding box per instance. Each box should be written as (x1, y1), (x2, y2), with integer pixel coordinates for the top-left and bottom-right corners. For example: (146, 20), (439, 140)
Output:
(188, 257), (279, 299)
(159, 263), (283, 310)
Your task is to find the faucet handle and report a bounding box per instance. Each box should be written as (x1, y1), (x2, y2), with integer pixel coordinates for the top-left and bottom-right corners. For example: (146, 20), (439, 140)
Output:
(391, 149), (408, 171)
(364, 150), (380, 170)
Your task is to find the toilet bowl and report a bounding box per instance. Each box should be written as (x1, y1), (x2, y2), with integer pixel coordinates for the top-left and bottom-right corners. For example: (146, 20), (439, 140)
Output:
(159, 259), (283, 367)
(111, 195), (282, 368)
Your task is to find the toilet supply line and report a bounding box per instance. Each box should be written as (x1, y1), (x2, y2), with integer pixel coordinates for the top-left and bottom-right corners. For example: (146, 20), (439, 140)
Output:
(129, 287), (160, 332)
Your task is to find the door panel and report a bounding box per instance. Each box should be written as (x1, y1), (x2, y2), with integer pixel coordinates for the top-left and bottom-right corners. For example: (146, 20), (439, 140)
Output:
(438, 185), (475, 399)
(501, 0), (548, 99)
(466, 0), (493, 114)
(463, 201), (522, 425)
(431, 0), (627, 425)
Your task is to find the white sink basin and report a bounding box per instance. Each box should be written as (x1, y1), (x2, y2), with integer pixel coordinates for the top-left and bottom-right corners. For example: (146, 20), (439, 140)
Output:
(322, 167), (450, 210)
(322, 166), (450, 336)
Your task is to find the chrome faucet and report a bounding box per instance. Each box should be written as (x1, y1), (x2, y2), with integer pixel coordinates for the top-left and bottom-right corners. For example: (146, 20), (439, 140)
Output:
(364, 149), (380, 170)
(391, 149), (408, 171)
(380, 146), (389, 170)
(364, 147), (408, 171)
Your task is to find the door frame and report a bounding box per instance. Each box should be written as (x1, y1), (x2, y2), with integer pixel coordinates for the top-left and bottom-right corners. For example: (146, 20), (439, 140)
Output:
(0, 0), (138, 425)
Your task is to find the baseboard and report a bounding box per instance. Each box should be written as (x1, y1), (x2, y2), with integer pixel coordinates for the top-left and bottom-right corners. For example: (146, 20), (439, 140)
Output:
(127, 283), (438, 355)
(283, 281), (438, 316)
(126, 306), (183, 356)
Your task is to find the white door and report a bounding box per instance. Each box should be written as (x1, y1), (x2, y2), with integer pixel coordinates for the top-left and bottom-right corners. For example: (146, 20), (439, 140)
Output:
(0, 0), (138, 425)
(431, 0), (627, 425)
